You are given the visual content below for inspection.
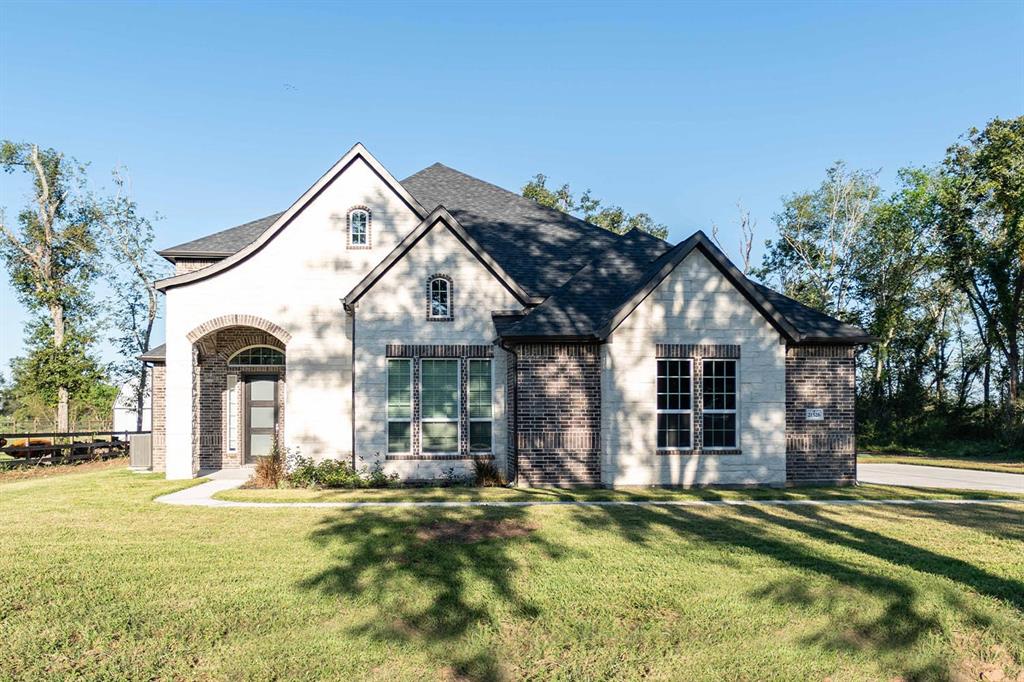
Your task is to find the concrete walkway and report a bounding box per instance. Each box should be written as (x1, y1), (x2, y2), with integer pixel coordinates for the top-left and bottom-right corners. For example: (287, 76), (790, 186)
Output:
(859, 462), (1024, 494)
(155, 466), (1023, 509)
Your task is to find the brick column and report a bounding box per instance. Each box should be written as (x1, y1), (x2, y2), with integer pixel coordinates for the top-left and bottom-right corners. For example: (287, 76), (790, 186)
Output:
(151, 364), (166, 472)
(513, 343), (601, 486)
(785, 345), (856, 484)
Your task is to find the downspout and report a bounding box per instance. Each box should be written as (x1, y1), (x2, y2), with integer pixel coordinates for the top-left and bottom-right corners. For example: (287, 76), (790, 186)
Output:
(498, 338), (519, 487)
(344, 301), (357, 470)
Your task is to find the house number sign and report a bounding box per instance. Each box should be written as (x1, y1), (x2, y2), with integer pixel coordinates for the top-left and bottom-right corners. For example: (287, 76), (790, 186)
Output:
(805, 408), (824, 421)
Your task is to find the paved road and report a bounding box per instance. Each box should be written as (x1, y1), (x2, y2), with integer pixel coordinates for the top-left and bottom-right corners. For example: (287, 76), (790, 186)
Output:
(859, 462), (1024, 493)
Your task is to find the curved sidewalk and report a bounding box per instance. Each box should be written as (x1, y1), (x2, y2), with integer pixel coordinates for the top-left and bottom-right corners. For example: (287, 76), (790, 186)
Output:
(859, 462), (1024, 494)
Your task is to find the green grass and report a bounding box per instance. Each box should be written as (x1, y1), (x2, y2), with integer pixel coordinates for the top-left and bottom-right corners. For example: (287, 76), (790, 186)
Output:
(216, 482), (1024, 503)
(2, 469), (1023, 681)
(859, 442), (1023, 474)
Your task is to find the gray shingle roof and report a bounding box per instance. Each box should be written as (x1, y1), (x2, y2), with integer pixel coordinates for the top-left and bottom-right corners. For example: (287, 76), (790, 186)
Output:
(155, 160), (870, 345)
(158, 212), (284, 259)
(139, 343), (166, 362)
(401, 163), (627, 297)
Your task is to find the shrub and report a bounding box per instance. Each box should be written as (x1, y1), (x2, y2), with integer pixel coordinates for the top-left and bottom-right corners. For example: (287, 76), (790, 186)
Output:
(285, 454), (399, 489)
(473, 457), (505, 487)
(250, 438), (285, 488)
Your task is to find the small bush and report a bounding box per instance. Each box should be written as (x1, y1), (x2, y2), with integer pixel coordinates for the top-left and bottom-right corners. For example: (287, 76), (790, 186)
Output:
(473, 457), (505, 487)
(285, 454), (399, 489)
(251, 438), (285, 488)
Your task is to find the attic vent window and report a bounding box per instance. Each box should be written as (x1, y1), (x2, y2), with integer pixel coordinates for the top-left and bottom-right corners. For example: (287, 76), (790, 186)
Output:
(347, 208), (371, 248)
(427, 275), (453, 321)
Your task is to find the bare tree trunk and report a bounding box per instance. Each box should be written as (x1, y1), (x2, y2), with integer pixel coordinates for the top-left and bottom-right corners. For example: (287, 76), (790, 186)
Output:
(50, 302), (69, 431)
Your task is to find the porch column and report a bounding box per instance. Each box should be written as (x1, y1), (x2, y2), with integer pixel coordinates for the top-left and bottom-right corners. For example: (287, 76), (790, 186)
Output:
(164, 332), (195, 479)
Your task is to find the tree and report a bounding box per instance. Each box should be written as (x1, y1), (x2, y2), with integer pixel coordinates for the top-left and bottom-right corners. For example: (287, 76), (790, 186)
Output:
(936, 116), (1024, 427)
(522, 173), (669, 239)
(0, 142), (103, 431)
(754, 162), (881, 320)
(101, 169), (166, 430)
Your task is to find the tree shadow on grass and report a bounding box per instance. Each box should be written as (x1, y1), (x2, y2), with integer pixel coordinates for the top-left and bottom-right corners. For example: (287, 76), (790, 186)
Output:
(573, 502), (1023, 681)
(299, 506), (561, 682)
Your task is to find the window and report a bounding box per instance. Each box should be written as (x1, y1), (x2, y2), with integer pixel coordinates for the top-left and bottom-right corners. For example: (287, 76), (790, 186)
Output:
(226, 374), (239, 452)
(468, 359), (492, 452)
(229, 346), (285, 365)
(702, 359), (737, 448)
(349, 209), (369, 247)
(420, 359), (459, 453)
(428, 276), (452, 320)
(387, 359), (412, 453)
(657, 359), (692, 449)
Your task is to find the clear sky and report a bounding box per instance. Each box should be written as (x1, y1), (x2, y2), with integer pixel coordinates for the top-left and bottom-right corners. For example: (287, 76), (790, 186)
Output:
(1, 0), (1022, 373)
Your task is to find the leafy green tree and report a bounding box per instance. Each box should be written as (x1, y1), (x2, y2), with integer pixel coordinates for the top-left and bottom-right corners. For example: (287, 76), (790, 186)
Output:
(101, 169), (167, 430)
(522, 173), (669, 239)
(937, 116), (1024, 428)
(753, 162), (880, 320)
(0, 142), (105, 431)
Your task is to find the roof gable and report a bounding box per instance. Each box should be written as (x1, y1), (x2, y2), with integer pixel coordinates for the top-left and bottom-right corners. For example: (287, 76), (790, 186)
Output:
(343, 206), (533, 308)
(155, 143), (426, 291)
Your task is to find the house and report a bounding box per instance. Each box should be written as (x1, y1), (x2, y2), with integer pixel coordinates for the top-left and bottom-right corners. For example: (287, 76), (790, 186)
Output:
(144, 143), (871, 487)
(112, 371), (152, 432)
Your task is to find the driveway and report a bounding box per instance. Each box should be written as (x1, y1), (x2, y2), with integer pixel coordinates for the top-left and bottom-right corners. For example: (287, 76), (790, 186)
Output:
(859, 462), (1024, 494)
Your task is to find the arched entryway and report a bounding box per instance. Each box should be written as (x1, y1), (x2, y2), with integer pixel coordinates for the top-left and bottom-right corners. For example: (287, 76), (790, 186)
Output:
(188, 316), (290, 471)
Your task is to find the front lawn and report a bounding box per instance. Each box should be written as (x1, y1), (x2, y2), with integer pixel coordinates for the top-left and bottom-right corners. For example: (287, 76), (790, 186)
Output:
(2, 469), (1022, 681)
(216, 481), (1024, 503)
(859, 441), (1023, 474)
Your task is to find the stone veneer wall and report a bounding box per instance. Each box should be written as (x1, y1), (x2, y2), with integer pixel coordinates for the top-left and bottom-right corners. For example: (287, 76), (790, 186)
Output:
(174, 258), (219, 275)
(785, 345), (856, 484)
(151, 363), (166, 472)
(514, 343), (602, 486)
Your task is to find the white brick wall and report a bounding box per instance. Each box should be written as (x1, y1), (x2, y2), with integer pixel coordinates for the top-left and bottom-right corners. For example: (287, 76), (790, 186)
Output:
(163, 158), (423, 478)
(601, 250), (787, 486)
(354, 222), (518, 480)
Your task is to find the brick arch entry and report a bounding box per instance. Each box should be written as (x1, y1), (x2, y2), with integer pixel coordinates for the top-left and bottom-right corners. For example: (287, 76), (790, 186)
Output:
(187, 314), (292, 345)
(187, 315), (290, 473)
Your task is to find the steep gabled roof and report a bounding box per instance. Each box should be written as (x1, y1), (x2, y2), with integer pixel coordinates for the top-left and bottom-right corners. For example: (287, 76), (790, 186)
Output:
(342, 206), (534, 308)
(401, 163), (628, 298)
(155, 143), (427, 291)
(502, 230), (872, 345)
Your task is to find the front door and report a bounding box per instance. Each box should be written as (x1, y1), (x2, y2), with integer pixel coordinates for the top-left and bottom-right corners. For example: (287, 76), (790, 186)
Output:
(245, 375), (278, 462)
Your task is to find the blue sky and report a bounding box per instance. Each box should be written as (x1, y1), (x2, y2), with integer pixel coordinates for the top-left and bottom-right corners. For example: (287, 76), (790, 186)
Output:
(1, 0), (1022, 373)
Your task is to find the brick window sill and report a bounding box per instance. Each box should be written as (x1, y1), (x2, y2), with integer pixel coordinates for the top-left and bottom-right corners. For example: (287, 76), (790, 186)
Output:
(656, 449), (743, 456)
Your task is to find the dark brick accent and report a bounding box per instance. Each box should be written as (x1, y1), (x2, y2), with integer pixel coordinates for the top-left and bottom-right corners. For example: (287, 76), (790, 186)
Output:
(656, 344), (740, 359)
(785, 345), (856, 484)
(151, 364), (166, 472)
(387, 344), (492, 358)
(193, 328), (286, 470)
(513, 343), (601, 486)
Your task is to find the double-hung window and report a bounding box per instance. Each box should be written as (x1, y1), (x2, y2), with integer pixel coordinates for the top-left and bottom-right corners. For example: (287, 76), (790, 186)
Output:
(702, 359), (737, 448)
(656, 359), (692, 449)
(468, 359), (493, 452)
(421, 359), (459, 453)
(387, 359), (412, 453)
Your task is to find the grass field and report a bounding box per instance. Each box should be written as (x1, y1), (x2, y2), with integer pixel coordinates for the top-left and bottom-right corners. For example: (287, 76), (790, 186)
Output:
(2, 469), (1022, 681)
(858, 451), (1023, 474)
(216, 481), (1024, 504)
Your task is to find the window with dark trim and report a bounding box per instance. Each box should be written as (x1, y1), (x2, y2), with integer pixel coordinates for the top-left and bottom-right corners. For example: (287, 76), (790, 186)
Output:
(468, 359), (492, 452)
(387, 359), (412, 453)
(348, 208), (370, 247)
(228, 346), (285, 366)
(702, 359), (737, 448)
(420, 359), (459, 453)
(656, 359), (692, 449)
(427, 276), (452, 320)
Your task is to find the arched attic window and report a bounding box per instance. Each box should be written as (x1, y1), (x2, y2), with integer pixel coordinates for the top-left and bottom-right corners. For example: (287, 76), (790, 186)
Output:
(427, 274), (453, 321)
(228, 346), (285, 366)
(347, 207), (371, 248)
